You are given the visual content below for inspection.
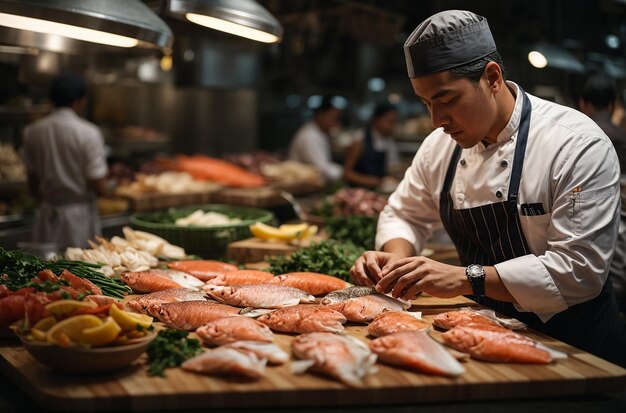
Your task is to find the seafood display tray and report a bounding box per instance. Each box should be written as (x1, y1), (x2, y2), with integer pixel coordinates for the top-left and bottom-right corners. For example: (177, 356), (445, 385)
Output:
(1, 297), (625, 412)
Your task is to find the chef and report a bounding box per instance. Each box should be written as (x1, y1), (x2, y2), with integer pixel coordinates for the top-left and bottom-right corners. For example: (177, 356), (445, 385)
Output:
(350, 10), (626, 366)
(22, 72), (108, 249)
(288, 96), (343, 182)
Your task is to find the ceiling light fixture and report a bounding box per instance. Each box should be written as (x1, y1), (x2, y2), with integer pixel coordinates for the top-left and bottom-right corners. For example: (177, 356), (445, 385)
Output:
(528, 43), (584, 72)
(0, 0), (173, 51)
(169, 0), (283, 44)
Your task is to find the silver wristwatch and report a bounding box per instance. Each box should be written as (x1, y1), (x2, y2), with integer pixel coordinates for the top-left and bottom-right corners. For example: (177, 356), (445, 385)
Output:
(466, 264), (486, 297)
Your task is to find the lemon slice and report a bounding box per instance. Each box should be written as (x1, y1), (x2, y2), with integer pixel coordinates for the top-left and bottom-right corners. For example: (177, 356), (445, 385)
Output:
(278, 223), (308, 232)
(45, 299), (96, 318)
(298, 225), (318, 239)
(31, 317), (57, 341)
(109, 304), (153, 331)
(250, 222), (309, 241)
(82, 317), (122, 347)
(46, 315), (103, 346)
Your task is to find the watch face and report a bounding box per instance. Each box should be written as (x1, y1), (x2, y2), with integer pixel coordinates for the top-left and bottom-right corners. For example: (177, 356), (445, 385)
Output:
(468, 265), (484, 278)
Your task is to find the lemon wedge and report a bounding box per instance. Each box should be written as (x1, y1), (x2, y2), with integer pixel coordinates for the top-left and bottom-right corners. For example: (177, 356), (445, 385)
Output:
(82, 317), (122, 347)
(250, 222), (316, 241)
(46, 315), (103, 346)
(31, 317), (57, 341)
(45, 299), (96, 318)
(109, 304), (153, 331)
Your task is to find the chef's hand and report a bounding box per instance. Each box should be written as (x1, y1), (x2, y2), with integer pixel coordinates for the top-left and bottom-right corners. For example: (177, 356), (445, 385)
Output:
(375, 256), (471, 300)
(350, 251), (402, 287)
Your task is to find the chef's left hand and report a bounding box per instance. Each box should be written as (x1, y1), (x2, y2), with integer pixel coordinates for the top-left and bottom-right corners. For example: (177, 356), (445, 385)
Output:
(375, 256), (470, 300)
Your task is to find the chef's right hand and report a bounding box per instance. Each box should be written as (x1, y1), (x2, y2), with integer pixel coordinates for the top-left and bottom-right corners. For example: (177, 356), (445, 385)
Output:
(350, 251), (402, 287)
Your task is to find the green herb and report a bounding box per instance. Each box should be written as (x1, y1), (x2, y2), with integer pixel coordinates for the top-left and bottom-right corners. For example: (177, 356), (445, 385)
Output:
(146, 329), (203, 377)
(325, 215), (378, 250)
(75, 291), (93, 301)
(59, 290), (70, 299)
(268, 241), (365, 281)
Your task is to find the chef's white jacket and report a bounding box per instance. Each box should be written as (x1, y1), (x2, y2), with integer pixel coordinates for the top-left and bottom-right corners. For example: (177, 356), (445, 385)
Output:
(288, 121), (343, 181)
(376, 82), (620, 321)
(22, 108), (108, 248)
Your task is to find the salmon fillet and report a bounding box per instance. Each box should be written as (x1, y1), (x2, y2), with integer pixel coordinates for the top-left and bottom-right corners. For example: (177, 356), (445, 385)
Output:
(367, 311), (430, 337)
(196, 316), (274, 346)
(174, 155), (267, 188)
(203, 284), (315, 308)
(433, 309), (502, 330)
(205, 270), (275, 286)
(266, 272), (350, 296)
(157, 301), (242, 330)
(182, 347), (267, 379)
(223, 341), (289, 365)
(440, 323), (552, 364)
(121, 271), (182, 293)
(291, 332), (377, 386)
(167, 260), (239, 282)
(325, 294), (408, 323)
(257, 304), (347, 333)
(59, 270), (102, 295)
(370, 331), (465, 376)
(126, 288), (206, 317)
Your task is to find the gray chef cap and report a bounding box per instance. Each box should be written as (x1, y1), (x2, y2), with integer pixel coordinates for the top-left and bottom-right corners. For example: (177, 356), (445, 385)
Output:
(404, 10), (497, 78)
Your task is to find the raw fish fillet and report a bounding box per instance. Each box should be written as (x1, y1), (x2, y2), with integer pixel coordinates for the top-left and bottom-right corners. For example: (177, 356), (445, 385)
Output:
(196, 316), (274, 345)
(181, 347), (267, 379)
(257, 304), (346, 333)
(204, 284), (315, 308)
(266, 272), (350, 296)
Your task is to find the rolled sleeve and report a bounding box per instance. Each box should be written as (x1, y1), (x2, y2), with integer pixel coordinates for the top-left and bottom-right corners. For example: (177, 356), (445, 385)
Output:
(494, 254), (568, 321)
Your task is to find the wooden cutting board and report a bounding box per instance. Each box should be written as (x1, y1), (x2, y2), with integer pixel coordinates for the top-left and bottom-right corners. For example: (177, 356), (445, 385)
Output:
(1, 301), (625, 412)
(227, 235), (326, 263)
(123, 191), (215, 212)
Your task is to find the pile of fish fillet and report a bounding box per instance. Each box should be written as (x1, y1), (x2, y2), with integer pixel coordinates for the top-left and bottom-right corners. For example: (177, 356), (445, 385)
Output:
(120, 260), (566, 386)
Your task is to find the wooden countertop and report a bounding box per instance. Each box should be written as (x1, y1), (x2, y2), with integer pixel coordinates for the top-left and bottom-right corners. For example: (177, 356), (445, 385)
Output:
(1, 293), (625, 412)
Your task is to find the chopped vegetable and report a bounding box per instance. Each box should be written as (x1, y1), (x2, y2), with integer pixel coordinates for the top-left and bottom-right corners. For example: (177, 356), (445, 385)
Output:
(325, 215), (378, 250)
(146, 329), (203, 377)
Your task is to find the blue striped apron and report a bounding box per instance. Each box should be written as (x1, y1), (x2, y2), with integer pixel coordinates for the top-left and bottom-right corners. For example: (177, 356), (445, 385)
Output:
(438, 88), (626, 366)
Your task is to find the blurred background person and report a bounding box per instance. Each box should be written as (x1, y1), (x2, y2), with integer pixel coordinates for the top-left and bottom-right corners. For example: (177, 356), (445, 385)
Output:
(343, 102), (400, 190)
(21, 72), (108, 249)
(578, 74), (626, 312)
(288, 96), (343, 182)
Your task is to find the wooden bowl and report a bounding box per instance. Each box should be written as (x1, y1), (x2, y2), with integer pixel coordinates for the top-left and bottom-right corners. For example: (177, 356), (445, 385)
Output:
(18, 332), (156, 375)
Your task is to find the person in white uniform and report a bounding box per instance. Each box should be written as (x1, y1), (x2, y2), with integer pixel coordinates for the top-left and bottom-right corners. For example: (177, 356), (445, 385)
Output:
(288, 97), (343, 182)
(350, 10), (626, 366)
(22, 72), (108, 249)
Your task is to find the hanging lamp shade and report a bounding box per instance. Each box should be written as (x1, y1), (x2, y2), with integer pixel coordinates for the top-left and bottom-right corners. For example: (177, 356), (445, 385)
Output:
(168, 0), (283, 43)
(0, 0), (173, 51)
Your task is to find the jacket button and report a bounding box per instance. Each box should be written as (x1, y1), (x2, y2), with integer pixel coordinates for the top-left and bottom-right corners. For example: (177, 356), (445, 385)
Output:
(500, 160), (508, 168)
(496, 190), (503, 198)
(457, 193), (465, 202)
(460, 159), (466, 166)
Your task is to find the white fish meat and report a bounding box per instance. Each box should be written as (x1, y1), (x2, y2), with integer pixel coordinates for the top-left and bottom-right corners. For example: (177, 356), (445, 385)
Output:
(223, 341), (289, 365)
(203, 284), (315, 308)
(181, 347), (267, 379)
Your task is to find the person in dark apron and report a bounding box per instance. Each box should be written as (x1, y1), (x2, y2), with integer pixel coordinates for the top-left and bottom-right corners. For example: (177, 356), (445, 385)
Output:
(350, 10), (626, 367)
(343, 103), (400, 189)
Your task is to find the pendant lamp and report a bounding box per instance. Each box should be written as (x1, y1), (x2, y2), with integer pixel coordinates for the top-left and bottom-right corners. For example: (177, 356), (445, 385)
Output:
(168, 0), (283, 43)
(0, 0), (173, 50)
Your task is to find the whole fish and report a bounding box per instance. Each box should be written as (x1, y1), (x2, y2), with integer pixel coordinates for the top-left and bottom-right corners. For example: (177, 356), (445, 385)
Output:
(203, 284), (315, 308)
(320, 286), (377, 305)
(182, 347), (267, 379)
(370, 331), (465, 377)
(223, 341), (289, 365)
(204, 270), (275, 286)
(126, 288), (206, 317)
(291, 332), (377, 387)
(325, 294), (409, 323)
(257, 304), (347, 334)
(196, 316), (274, 346)
(266, 272), (350, 296)
(157, 301), (244, 330)
(367, 311), (430, 337)
(167, 260), (238, 281)
(440, 323), (552, 364)
(121, 269), (204, 293)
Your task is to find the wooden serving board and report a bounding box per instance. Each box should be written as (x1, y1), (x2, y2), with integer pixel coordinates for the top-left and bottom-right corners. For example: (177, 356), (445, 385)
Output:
(122, 191), (216, 212)
(1, 302), (625, 412)
(227, 235), (326, 263)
